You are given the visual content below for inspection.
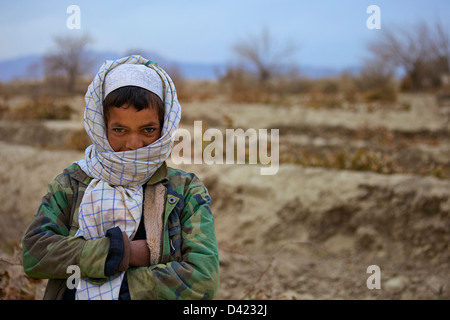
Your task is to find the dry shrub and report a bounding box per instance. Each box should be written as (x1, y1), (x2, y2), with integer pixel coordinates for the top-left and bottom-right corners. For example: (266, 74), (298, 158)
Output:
(436, 88), (450, 106)
(354, 126), (395, 146)
(219, 65), (399, 106)
(0, 103), (8, 119)
(431, 166), (448, 179)
(177, 81), (217, 103)
(354, 60), (398, 103)
(66, 128), (91, 151)
(0, 243), (45, 300)
(3, 95), (73, 121)
(289, 148), (398, 174)
(220, 67), (299, 105)
(277, 77), (315, 95)
(354, 125), (440, 150)
(160, 64), (217, 103)
(304, 93), (343, 109)
(335, 149), (397, 173)
(361, 85), (397, 103)
(228, 86), (273, 104)
(280, 123), (449, 179)
(220, 67), (265, 103)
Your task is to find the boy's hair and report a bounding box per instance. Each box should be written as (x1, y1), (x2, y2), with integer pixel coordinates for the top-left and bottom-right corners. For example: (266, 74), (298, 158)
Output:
(103, 86), (165, 129)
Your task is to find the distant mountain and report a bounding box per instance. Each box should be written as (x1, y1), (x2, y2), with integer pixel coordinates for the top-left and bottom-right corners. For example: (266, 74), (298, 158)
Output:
(0, 55), (43, 81)
(299, 65), (360, 78)
(0, 51), (359, 82)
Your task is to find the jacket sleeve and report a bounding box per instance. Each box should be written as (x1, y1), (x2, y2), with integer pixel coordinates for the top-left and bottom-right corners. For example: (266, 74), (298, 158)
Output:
(22, 172), (111, 281)
(126, 175), (220, 300)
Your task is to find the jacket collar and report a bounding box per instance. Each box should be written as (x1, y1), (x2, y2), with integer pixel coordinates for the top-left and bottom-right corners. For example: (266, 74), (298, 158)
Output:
(147, 162), (169, 185)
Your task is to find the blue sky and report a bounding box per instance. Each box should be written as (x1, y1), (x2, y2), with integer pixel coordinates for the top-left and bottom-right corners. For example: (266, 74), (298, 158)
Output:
(1, 0), (449, 69)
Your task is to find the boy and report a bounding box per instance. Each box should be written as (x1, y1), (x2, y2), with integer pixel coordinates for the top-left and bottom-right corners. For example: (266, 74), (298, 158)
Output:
(22, 55), (219, 300)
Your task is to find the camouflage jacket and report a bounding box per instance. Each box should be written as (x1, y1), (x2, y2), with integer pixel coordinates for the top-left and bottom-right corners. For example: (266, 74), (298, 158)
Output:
(22, 162), (219, 300)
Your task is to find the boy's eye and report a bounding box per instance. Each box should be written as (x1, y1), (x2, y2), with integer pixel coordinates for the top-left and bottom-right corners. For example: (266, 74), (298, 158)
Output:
(143, 127), (156, 134)
(112, 128), (126, 133)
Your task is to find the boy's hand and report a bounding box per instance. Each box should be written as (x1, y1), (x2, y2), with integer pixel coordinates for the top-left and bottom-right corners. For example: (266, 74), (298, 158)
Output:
(129, 240), (151, 267)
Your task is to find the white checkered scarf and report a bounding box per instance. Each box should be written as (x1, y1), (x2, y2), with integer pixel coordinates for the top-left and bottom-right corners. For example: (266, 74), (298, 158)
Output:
(73, 55), (181, 300)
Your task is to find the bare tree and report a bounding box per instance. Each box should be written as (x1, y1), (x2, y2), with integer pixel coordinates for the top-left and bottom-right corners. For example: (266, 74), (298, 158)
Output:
(367, 20), (450, 91)
(232, 28), (298, 86)
(44, 33), (95, 92)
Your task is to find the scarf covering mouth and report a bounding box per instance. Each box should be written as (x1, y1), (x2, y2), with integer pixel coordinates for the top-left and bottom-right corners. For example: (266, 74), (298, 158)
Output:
(73, 55), (181, 300)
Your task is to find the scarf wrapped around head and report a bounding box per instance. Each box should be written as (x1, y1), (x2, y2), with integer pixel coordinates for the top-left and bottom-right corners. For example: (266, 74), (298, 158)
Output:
(73, 55), (181, 300)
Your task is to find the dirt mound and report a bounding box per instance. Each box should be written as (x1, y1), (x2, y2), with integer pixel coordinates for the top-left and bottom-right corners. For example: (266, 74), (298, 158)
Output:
(187, 163), (450, 299)
(0, 142), (84, 244)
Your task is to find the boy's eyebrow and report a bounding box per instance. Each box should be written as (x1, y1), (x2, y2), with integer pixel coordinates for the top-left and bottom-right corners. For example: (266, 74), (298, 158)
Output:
(109, 122), (159, 128)
(109, 122), (127, 128)
(140, 121), (159, 128)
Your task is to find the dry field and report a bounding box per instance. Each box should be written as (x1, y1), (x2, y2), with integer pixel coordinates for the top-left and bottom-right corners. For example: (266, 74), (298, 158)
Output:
(0, 87), (449, 299)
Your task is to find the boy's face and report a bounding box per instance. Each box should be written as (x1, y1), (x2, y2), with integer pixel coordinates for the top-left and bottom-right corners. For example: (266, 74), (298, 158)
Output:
(106, 104), (161, 152)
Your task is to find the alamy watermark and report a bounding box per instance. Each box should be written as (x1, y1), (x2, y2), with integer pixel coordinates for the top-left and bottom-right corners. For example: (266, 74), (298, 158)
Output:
(366, 265), (381, 289)
(366, 5), (381, 30)
(66, 265), (81, 290)
(62, 4), (381, 175)
(66, 5), (81, 30)
(172, 121), (279, 175)
(67, 4), (381, 31)
(67, 264), (383, 291)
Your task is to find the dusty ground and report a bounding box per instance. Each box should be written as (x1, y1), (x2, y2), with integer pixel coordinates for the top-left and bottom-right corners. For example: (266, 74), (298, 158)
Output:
(0, 92), (449, 299)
